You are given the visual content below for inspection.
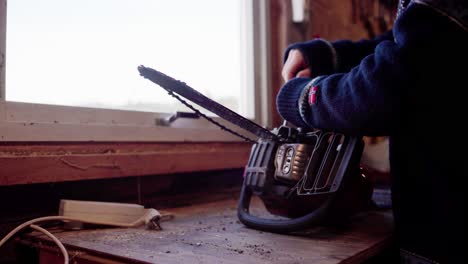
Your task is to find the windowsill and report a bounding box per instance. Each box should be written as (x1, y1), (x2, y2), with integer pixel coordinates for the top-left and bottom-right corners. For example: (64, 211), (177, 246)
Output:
(0, 141), (252, 186)
(0, 101), (257, 142)
(0, 100), (256, 186)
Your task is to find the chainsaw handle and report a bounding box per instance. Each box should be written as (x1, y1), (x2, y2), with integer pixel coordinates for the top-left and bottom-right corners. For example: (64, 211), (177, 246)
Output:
(237, 184), (334, 233)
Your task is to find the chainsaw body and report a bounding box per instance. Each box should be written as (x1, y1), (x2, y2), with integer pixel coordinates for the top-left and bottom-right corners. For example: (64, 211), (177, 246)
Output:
(238, 124), (373, 232)
(138, 65), (374, 234)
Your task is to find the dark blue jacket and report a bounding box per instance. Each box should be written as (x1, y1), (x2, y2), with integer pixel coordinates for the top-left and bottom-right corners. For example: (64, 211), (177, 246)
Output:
(276, 2), (468, 263)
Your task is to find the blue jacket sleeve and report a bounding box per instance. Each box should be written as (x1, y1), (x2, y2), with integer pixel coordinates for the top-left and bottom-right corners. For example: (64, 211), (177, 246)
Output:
(283, 30), (394, 78)
(332, 30), (394, 72)
(277, 39), (408, 136)
(277, 2), (468, 136)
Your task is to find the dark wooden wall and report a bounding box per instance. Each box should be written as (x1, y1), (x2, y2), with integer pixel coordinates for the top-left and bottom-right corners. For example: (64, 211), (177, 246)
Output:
(269, 0), (396, 127)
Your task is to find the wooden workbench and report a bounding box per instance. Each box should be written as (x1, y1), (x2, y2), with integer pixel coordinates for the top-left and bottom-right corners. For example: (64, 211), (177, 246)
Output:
(16, 198), (394, 264)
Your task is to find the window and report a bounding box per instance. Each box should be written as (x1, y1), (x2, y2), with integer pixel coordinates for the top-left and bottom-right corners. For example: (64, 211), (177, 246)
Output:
(0, 0), (272, 142)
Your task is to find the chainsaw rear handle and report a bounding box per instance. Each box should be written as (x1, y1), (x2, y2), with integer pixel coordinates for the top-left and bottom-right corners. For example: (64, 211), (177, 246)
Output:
(237, 185), (334, 233)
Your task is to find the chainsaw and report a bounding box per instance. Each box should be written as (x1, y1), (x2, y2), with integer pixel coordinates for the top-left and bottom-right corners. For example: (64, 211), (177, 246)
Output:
(138, 65), (374, 233)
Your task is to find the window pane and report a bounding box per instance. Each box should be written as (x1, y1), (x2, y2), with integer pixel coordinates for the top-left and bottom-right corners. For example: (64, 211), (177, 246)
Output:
(6, 0), (244, 115)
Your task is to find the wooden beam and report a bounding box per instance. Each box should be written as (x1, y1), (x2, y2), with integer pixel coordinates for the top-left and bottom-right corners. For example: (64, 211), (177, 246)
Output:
(269, 0), (289, 128)
(0, 142), (252, 186)
(0, 0), (5, 100)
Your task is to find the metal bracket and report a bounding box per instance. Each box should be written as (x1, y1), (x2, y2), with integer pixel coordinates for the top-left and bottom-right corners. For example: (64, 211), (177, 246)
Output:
(155, 111), (200, 126)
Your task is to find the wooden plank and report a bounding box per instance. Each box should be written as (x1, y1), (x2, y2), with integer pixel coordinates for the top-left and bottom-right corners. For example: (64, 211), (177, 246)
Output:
(269, 0), (289, 128)
(0, 121), (252, 142)
(17, 239), (141, 264)
(0, 142), (251, 186)
(3, 101), (250, 131)
(19, 198), (394, 264)
(0, 0), (5, 100)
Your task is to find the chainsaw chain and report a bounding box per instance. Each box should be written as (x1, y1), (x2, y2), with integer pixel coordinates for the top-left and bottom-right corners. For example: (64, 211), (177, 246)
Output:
(166, 90), (256, 143)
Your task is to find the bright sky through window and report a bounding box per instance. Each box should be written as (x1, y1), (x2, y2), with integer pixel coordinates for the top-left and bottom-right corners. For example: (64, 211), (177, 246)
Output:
(6, 0), (242, 114)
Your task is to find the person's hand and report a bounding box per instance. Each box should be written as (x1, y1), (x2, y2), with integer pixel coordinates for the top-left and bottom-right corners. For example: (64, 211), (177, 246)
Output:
(282, 49), (311, 82)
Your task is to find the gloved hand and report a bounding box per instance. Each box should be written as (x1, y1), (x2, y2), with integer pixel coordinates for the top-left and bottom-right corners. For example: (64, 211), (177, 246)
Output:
(282, 49), (312, 82)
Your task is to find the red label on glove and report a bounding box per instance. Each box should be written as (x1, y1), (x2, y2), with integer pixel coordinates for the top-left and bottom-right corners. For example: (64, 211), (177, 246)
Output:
(309, 86), (318, 105)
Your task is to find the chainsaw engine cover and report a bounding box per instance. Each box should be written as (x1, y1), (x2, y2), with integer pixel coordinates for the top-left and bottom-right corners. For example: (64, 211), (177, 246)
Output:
(238, 128), (374, 232)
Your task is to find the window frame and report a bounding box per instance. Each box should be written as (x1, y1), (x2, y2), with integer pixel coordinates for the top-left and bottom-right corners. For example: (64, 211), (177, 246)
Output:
(0, 0), (273, 143)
